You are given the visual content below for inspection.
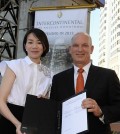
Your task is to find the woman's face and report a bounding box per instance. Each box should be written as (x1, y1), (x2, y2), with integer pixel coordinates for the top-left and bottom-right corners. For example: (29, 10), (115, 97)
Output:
(25, 33), (44, 63)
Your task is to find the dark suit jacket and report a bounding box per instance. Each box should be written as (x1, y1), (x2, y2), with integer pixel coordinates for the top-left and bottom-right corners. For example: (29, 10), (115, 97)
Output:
(50, 64), (120, 134)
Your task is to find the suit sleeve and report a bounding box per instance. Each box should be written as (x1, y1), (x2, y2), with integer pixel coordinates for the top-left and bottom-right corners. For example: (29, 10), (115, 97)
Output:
(101, 70), (120, 124)
(50, 75), (58, 100)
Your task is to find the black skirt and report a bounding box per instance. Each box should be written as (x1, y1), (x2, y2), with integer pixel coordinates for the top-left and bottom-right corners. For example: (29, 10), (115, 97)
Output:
(0, 103), (24, 134)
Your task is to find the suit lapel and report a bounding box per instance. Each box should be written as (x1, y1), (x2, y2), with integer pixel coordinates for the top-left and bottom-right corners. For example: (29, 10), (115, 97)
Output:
(67, 67), (75, 94)
(84, 65), (98, 96)
(66, 65), (98, 96)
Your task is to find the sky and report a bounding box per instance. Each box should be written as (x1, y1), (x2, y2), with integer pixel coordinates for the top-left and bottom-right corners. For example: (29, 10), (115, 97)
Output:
(90, 9), (100, 65)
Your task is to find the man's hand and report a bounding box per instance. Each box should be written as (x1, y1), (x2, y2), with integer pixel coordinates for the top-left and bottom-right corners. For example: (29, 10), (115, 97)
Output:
(81, 98), (103, 117)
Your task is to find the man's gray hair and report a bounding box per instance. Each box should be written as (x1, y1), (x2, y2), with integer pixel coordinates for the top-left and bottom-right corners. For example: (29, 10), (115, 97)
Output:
(71, 32), (92, 45)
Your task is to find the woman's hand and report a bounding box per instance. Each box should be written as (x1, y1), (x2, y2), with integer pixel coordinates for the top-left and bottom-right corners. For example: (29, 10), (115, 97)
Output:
(16, 122), (26, 134)
(37, 91), (50, 99)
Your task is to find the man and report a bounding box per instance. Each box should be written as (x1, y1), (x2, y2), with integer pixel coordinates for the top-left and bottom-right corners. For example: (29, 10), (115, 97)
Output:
(50, 32), (120, 134)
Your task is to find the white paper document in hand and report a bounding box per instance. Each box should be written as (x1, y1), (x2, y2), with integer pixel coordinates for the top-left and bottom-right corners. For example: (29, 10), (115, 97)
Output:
(61, 92), (88, 134)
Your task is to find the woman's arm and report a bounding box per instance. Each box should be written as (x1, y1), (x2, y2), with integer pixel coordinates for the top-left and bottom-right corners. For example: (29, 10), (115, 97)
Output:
(0, 66), (22, 133)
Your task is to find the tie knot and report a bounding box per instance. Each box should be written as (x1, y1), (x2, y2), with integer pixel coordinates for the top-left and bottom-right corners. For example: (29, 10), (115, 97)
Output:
(78, 68), (84, 73)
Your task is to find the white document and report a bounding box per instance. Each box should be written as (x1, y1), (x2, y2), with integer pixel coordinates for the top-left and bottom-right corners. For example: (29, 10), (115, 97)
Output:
(61, 92), (88, 134)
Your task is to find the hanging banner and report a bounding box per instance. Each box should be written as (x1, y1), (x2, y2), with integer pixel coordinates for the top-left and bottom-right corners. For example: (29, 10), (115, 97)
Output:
(34, 9), (88, 74)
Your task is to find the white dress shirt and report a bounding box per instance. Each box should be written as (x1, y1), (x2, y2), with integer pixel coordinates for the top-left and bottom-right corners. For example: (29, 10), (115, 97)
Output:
(1, 56), (53, 106)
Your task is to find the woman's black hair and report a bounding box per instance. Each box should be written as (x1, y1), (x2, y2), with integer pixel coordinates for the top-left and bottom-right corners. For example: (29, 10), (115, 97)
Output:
(23, 28), (49, 57)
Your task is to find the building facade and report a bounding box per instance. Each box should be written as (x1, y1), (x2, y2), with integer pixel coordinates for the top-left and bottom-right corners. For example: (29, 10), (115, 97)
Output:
(98, 0), (120, 79)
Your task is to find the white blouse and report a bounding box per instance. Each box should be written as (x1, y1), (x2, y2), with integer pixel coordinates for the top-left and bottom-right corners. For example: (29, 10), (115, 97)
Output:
(1, 56), (53, 106)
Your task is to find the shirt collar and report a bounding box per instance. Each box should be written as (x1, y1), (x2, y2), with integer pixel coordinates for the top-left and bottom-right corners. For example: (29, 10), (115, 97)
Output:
(24, 56), (41, 66)
(74, 61), (91, 75)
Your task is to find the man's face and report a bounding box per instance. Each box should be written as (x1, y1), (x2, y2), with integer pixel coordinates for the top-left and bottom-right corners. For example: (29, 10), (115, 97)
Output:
(69, 34), (94, 67)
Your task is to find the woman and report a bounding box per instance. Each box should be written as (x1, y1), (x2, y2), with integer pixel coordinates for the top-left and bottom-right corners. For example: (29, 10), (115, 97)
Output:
(0, 28), (53, 134)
